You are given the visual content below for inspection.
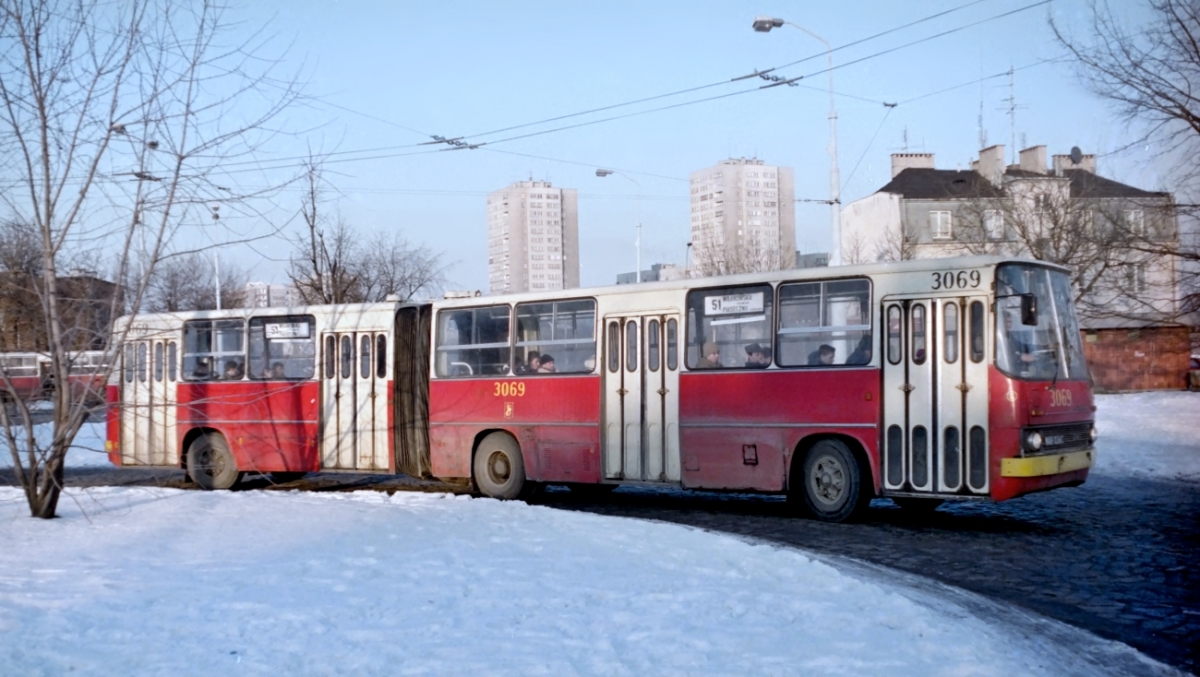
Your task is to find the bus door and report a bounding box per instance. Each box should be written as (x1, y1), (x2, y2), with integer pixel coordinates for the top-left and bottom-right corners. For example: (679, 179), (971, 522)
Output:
(882, 296), (989, 495)
(602, 313), (681, 482)
(321, 333), (388, 471)
(120, 339), (177, 466)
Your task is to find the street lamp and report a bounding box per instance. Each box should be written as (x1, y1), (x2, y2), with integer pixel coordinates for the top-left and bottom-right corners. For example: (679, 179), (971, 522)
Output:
(596, 168), (643, 282)
(753, 15), (841, 265)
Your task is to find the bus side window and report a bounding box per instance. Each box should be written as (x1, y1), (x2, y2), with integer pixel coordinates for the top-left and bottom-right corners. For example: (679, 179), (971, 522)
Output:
(124, 344), (134, 382)
(887, 305), (902, 365)
(666, 318), (678, 371)
(168, 342), (178, 382)
(969, 301), (985, 363)
(154, 343), (164, 382)
(687, 283), (775, 369)
(324, 336), (335, 379)
(513, 298), (596, 375)
(607, 321), (620, 373)
(434, 305), (511, 377)
(912, 304), (927, 365)
(137, 343), (147, 382)
(648, 319), (660, 371)
(625, 321), (638, 372)
(944, 303), (959, 364)
(360, 335), (371, 379)
(340, 335), (353, 379)
(376, 335), (387, 379)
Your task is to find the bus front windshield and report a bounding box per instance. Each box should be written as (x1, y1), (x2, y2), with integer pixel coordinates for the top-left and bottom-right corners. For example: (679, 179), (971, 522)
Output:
(995, 264), (1089, 381)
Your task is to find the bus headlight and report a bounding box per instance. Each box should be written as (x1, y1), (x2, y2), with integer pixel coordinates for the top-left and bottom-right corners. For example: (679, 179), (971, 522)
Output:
(1089, 425), (1098, 444)
(1024, 431), (1044, 452)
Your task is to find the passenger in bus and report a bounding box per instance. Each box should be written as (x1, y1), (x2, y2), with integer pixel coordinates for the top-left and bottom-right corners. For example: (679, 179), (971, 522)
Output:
(744, 343), (769, 368)
(695, 342), (721, 368)
(808, 344), (836, 366)
(537, 354), (556, 373)
(223, 360), (244, 380)
(847, 336), (872, 365)
(270, 362), (286, 379)
(193, 357), (213, 380)
(517, 351), (540, 375)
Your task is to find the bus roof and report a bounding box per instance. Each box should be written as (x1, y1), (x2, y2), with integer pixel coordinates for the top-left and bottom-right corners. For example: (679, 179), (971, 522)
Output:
(433, 255), (1067, 309)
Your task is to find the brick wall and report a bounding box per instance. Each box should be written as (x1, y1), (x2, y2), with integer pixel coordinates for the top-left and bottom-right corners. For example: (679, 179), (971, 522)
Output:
(1081, 326), (1192, 392)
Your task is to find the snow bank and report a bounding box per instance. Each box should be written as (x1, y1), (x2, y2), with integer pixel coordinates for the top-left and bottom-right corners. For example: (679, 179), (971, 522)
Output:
(0, 487), (1172, 676)
(0, 421), (109, 469)
(1093, 391), (1200, 483)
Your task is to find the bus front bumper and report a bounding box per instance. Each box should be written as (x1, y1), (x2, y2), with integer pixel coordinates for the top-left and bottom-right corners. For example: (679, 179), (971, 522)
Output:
(1000, 449), (1094, 478)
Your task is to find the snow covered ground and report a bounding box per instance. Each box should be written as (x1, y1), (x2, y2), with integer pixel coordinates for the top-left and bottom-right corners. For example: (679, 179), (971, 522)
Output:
(1092, 391), (1200, 483)
(0, 392), (1194, 675)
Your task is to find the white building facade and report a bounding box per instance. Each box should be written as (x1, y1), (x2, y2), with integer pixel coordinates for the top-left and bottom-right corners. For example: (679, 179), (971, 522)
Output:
(487, 181), (580, 295)
(689, 158), (796, 275)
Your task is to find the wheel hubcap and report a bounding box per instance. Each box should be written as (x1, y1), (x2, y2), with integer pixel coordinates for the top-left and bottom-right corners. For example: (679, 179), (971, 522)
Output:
(487, 451), (510, 483)
(811, 457), (845, 505)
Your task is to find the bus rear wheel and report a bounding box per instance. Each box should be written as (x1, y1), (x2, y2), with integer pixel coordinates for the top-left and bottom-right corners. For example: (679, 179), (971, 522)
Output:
(796, 439), (867, 523)
(187, 433), (241, 491)
(473, 432), (526, 500)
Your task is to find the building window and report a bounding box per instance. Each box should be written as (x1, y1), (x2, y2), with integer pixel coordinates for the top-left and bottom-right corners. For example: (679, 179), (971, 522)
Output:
(1125, 263), (1148, 292)
(1124, 210), (1145, 236)
(984, 210), (1004, 240)
(930, 211), (952, 239)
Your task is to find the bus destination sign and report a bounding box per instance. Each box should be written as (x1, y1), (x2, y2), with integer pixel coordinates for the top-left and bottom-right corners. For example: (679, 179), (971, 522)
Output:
(706, 292), (764, 316)
(265, 322), (310, 339)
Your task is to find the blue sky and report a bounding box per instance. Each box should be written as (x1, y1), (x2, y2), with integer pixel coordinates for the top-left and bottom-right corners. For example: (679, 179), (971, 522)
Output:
(220, 0), (1161, 291)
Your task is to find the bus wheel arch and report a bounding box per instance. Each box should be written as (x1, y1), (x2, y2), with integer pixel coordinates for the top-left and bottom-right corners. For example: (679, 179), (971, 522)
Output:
(185, 428), (242, 491)
(471, 430), (527, 500)
(788, 434), (874, 522)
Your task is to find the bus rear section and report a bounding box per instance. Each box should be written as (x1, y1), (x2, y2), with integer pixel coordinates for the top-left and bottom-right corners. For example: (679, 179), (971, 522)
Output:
(107, 305), (409, 488)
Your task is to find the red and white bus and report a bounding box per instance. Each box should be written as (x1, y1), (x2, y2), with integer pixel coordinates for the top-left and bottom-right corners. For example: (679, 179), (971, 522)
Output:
(106, 255), (1097, 521)
(2, 350), (109, 403)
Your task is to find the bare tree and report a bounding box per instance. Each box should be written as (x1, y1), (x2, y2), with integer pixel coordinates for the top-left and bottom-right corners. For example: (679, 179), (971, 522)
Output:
(955, 187), (1176, 324)
(690, 237), (792, 277)
(0, 0), (300, 518)
(289, 159), (446, 303)
(359, 231), (447, 302)
(145, 252), (247, 312)
(873, 221), (920, 263)
(1054, 0), (1200, 324)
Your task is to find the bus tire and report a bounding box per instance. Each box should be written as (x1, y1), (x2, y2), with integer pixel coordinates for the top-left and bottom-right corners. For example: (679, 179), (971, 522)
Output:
(473, 432), (525, 500)
(187, 433), (241, 491)
(797, 439), (866, 523)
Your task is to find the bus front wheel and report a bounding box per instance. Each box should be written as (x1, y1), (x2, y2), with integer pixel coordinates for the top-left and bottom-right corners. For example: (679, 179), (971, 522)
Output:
(473, 432), (526, 500)
(796, 439), (867, 523)
(187, 433), (241, 491)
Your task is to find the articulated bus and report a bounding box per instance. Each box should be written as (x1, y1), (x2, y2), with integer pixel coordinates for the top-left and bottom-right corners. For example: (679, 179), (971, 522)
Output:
(106, 256), (1097, 521)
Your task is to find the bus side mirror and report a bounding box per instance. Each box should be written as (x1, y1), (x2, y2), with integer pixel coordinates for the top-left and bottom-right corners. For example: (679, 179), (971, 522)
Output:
(1020, 294), (1038, 326)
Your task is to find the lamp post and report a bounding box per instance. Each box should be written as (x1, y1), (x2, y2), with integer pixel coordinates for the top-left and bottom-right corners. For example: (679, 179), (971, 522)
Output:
(752, 15), (841, 265)
(596, 169), (643, 282)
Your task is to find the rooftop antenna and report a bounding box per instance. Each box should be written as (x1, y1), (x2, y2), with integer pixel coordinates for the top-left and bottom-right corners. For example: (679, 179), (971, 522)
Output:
(1000, 66), (1026, 163)
(977, 60), (988, 150)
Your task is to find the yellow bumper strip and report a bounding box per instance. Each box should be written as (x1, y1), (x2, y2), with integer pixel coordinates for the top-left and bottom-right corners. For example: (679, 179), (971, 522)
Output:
(1001, 449), (1094, 478)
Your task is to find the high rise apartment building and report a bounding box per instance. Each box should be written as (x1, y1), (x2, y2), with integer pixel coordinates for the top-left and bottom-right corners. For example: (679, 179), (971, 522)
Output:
(486, 180), (580, 294)
(244, 282), (302, 308)
(689, 158), (796, 274)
